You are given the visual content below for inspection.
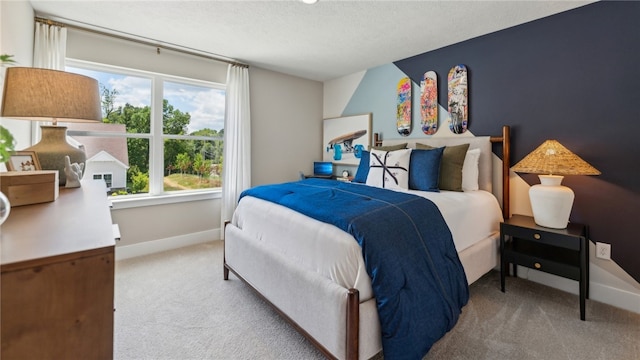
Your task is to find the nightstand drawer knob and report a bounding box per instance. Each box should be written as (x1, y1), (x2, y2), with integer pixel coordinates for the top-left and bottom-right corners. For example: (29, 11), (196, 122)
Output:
(534, 233), (541, 240)
(534, 262), (542, 269)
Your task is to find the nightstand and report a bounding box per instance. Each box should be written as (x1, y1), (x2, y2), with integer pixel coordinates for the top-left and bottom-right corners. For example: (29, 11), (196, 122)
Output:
(500, 214), (589, 320)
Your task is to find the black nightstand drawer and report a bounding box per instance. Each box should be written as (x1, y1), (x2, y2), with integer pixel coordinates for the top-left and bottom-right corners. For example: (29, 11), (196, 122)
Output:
(500, 214), (589, 320)
(504, 241), (581, 281)
(501, 223), (580, 251)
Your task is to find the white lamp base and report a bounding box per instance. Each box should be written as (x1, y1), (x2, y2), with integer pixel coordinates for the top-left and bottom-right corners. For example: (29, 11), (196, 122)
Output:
(529, 175), (575, 229)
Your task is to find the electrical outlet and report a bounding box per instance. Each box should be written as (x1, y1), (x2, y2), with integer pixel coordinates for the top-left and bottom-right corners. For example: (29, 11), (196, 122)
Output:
(596, 242), (611, 260)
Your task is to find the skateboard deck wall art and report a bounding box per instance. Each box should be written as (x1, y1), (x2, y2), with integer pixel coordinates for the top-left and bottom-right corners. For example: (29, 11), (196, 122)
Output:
(396, 77), (412, 136)
(420, 71), (438, 135)
(447, 64), (468, 134)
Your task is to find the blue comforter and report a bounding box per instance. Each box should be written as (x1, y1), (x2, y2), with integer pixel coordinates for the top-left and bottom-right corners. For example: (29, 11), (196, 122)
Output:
(240, 178), (468, 359)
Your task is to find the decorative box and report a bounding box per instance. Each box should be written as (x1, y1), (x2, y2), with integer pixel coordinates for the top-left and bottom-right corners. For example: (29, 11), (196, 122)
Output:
(0, 170), (59, 207)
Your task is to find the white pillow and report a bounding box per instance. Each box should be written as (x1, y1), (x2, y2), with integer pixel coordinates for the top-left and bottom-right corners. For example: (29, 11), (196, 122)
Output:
(461, 148), (481, 191)
(366, 148), (412, 190)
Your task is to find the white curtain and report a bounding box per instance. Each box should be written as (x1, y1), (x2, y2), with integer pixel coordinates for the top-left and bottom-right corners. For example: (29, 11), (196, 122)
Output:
(221, 65), (251, 234)
(32, 21), (67, 141)
(33, 21), (67, 70)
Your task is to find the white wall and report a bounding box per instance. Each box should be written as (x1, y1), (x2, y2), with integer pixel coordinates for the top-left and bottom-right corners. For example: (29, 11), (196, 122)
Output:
(323, 70), (365, 119)
(250, 66), (323, 186)
(0, 0), (34, 151)
(66, 29), (228, 84)
(4, 5), (323, 257)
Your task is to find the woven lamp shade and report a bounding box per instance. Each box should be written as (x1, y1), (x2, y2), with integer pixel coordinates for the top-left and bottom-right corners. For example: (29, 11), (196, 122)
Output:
(511, 140), (600, 176)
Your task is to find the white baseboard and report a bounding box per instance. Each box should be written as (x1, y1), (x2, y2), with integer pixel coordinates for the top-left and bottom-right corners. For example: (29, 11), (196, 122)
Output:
(520, 267), (640, 314)
(115, 228), (222, 261)
(589, 281), (640, 314)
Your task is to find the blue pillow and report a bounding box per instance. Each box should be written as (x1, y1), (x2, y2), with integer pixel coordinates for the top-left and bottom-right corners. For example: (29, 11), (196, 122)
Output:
(353, 150), (370, 183)
(409, 147), (444, 192)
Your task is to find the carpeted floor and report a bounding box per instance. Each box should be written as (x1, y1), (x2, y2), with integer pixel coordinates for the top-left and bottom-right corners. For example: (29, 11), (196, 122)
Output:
(114, 241), (640, 360)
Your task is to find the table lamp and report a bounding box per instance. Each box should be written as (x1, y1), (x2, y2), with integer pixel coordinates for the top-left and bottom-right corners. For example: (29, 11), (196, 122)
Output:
(511, 140), (600, 229)
(1, 67), (101, 185)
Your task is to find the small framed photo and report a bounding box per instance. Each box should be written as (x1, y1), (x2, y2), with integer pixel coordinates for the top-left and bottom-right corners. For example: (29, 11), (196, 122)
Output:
(6, 151), (42, 171)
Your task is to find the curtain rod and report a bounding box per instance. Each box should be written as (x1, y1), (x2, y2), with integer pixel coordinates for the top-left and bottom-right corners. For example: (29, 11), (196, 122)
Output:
(34, 16), (249, 68)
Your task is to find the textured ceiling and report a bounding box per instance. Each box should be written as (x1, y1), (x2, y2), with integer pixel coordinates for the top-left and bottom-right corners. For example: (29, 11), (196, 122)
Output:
(30, 0), (594, 82)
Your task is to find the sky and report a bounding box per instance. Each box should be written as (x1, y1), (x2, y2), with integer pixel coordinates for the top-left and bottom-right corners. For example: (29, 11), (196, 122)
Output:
(67, 67), (225, 133)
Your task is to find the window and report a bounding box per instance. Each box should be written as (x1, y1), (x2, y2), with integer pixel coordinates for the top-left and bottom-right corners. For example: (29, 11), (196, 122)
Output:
(162, 80), (224, 192)
(64, 60), (225, 199)
(93, 173), (113, 189)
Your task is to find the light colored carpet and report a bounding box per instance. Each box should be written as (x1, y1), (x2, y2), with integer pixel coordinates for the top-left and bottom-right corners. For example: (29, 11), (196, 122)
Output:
(114, 241), (640, 360)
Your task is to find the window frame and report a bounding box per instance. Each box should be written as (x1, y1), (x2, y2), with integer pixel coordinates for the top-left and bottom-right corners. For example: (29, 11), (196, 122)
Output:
(92, 172), (114, 190)
(65, 59), (225, 207)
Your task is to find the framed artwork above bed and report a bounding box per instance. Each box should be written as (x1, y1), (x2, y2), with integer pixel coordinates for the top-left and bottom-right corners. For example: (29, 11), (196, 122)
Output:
(323, 113), (372, 165)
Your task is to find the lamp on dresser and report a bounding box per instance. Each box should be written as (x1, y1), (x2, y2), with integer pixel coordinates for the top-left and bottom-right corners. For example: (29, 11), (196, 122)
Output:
(1, 67), (101, 185)
(511, 139), (600, 229)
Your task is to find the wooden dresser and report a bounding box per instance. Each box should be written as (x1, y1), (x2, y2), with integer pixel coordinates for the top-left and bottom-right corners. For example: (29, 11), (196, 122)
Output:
(1, 180), (116, 359)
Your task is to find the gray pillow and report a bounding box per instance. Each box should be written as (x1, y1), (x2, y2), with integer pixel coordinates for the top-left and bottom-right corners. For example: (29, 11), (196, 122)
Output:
(415, 143), (470, 191)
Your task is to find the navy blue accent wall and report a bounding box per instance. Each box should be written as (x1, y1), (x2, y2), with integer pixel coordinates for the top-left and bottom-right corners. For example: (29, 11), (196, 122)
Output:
(395, 1), (640, 282)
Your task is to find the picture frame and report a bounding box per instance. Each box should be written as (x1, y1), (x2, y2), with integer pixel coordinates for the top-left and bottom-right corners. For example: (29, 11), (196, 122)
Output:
(323, 113), (372, 165)
(6, 151), (42, 171)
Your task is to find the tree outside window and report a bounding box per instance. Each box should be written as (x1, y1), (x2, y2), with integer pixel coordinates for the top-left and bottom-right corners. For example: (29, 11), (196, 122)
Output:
(64, 62), (224, 196)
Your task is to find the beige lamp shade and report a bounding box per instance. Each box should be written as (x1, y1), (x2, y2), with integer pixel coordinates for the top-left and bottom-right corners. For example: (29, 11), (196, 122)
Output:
(1, 67), (102, 185)
(511, 140), (600, 176)
(1, 67), (102, 123)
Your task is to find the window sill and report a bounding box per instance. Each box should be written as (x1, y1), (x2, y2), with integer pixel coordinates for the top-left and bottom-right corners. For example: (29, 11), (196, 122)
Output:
(110, 189), (222, 210)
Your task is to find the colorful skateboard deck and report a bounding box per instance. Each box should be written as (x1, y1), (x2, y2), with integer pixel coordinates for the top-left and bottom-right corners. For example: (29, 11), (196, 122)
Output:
(396, 77), (412, 136)
(420, 71), (438, 135)
(447, 64), (468, 134)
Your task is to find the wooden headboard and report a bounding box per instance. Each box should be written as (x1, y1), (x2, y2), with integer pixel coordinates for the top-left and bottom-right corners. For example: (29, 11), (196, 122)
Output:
(374, 125), (511, 219)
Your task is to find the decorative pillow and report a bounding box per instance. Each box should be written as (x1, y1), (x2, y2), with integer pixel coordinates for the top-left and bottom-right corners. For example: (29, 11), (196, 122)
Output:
(369, 143), (407, 151)
(462, 148), (481, 192)
(353, 150), (370, 183)
(408, 147), (444, 192)
(366, 148), (412, 190)
(416, 143), (470, 191)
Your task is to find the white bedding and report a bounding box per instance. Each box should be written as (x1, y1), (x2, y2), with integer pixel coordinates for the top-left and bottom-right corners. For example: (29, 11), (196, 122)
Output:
(232, 186), (503, 303)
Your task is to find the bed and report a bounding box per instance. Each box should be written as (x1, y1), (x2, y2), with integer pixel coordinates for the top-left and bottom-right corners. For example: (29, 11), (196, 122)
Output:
(224, 126), (511, 360)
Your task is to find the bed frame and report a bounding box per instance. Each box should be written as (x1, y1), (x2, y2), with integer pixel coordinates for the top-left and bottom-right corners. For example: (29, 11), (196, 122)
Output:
(224, 126), (511, 360)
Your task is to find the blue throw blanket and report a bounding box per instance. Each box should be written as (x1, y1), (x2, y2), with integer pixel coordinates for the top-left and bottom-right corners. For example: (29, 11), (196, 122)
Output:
(240, 178), (468, 360)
